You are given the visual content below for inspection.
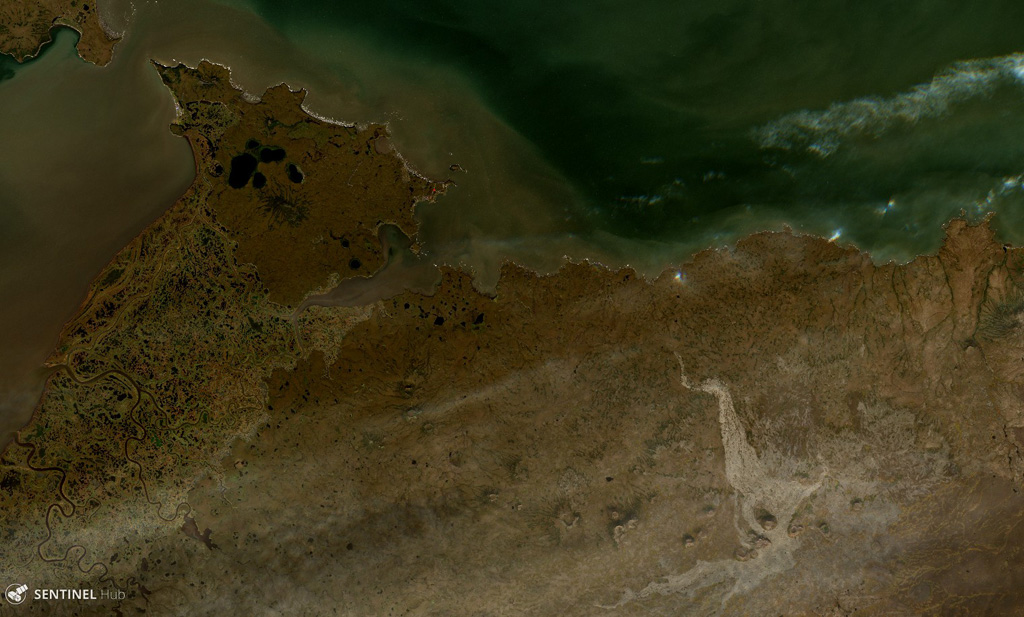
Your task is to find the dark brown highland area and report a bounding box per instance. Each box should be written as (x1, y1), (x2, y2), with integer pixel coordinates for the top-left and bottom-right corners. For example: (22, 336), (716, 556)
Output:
(1, 36), (1024, 617)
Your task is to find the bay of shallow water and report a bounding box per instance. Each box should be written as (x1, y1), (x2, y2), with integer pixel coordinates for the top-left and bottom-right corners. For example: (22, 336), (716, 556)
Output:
(0, 25), (194, 442)
(7, 0), (1024, 437)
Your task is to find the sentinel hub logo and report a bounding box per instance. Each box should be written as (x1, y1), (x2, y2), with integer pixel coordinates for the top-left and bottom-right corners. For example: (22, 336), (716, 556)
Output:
(5, 584), (28, 605)
(3, 584), (126, 605)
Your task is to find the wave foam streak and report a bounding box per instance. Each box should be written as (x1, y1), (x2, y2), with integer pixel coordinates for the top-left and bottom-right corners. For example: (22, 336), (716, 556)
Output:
(755, 53), (1024, 156)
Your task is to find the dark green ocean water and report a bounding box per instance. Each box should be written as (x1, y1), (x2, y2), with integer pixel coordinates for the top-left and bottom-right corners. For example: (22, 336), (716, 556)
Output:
(0, 54), (16, 83)
(241, 0), (1024, 254)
